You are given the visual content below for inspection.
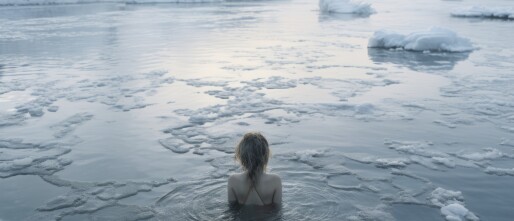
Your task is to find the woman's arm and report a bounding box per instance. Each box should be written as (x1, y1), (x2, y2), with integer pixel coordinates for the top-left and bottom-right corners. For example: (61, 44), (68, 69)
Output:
(272, 175), (282, 204)
(227, 175), (238, 203)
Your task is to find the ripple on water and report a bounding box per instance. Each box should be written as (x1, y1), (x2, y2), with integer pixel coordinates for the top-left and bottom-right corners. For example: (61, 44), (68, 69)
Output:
(154, 173), (386, 220)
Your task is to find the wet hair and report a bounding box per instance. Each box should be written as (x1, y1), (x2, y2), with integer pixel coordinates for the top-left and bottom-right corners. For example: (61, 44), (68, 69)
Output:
(235, 132), (270, 182)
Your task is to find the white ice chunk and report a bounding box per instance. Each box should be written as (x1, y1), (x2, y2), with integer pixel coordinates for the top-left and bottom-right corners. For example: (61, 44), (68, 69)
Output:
(441, 203), (479, 221)
(429, 188), (479, 221)
(484, 166), (514, 176)
(452, 6), (514, 19)
(319, 0), (376, 14)
(368, 27), (474, 52)
(459, 148), (505, 161)
(429, 187), (463, 207)
(432, 157), (456, 168)
(242, 76), (297, 89)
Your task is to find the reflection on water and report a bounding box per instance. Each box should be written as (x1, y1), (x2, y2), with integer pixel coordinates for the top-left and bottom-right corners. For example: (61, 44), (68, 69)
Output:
(367, 48), (471, 71)
(154, 155), (394, 221)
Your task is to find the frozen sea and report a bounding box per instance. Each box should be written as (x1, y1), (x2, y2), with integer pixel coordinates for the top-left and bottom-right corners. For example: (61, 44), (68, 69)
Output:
(1, 0), (514, 220)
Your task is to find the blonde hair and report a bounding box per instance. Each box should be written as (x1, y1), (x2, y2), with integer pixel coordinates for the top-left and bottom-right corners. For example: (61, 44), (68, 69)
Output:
(235, 132), (270, 182)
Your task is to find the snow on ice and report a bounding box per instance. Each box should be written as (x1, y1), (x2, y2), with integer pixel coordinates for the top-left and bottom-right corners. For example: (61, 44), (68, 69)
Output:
(319, 0), (375, 14)
(452, 6), (514, 19)
(368, 27), (474, 52)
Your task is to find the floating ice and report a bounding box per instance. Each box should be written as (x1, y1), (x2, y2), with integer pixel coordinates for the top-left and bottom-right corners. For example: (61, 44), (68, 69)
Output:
(431, 157), (456, 168)
(458, 148), (505, 161)
(0, 139), (71, 178)
(484, 166), (514, 176)
(158, 138), (193, 154)
(182, 79), (228, 88)
(51, 113), (93, 138)
(161, 125), (234, 154)
(429, 187), (464, 207)
(429, 188), (479, 221)
(451, 6), (514, 19)
(0, 113), (26, 127)
(32, 175), (175, 220)
(374, 158), (409, 169)
(0, 79), (29, 95)
(276, 149), (330, 169)
(319, 0), (376, 15)
(382, 140), (468, 170)
(243, 76), (297, 90)
(384, 140), (440, 158)
(441, 203), (479, 221)
(0, 0), (222, 6)
(368, 27), (474, 52)
(16, 97), (56, 117)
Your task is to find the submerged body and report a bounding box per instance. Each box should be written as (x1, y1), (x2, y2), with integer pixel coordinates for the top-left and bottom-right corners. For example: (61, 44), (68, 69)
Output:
(228, 172), (282, 205)
(228, 132), (282, 206)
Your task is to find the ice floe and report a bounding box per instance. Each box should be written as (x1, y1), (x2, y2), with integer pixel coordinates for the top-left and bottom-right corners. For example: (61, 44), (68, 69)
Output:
(368, 27), (474, 52)
(174, 76), (393, 126)
(161, 125), (234, 154)
(30, 175), (175, 220)
(457, 148), (506, 161)
(243, 76), (297, 90)
(382, 140), (489, 170)
(484, 166), (514, 176)
(441, 203), (479, 221)
(429, 188), (479, 221)
(452, 6), (514, 19)
(0, 0), (222, 6)
(0, 139), (71, 178)
(319, 0), (375, 15)
(0, 71), (173, 128)
(50, 113), (93, 138)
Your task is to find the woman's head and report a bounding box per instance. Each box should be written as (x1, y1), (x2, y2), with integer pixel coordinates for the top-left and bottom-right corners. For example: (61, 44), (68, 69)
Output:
(235, 132), (270, 181)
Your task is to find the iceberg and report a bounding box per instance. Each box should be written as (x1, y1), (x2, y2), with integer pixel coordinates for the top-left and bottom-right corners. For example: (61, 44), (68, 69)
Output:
(319, 0), (375, 15)
(452, 6), (514, 19)
(368, 27), (474, 52)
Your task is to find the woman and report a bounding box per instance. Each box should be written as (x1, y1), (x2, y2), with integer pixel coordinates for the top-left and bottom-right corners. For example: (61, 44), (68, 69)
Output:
(228, 132), (282, 206)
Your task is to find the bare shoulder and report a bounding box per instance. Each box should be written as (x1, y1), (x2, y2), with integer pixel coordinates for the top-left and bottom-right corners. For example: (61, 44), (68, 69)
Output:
(264, 173), (282, 184)
(228, 172), (245, 184)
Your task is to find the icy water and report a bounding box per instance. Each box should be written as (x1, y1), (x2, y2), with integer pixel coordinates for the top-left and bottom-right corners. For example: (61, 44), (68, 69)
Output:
(1, 0), (514, 220)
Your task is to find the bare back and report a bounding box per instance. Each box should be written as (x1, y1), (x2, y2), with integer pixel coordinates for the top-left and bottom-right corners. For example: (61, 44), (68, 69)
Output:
(228, 172), (282, 206)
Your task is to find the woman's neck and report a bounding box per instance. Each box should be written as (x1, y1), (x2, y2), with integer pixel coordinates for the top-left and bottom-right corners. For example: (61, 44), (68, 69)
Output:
(246, 171), (264, 181)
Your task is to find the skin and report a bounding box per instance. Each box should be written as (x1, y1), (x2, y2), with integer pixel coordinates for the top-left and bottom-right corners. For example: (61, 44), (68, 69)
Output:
(228, 171), (282, 206)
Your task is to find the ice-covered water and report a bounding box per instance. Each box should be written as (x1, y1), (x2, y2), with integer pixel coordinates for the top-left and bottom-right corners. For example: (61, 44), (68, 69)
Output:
(1, 0), (514, 220)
